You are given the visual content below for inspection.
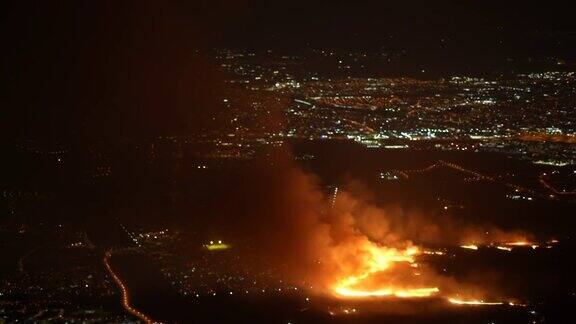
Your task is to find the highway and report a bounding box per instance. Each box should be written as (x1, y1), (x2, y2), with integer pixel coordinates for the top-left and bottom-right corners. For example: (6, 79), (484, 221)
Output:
(539, 174), (576, 196)
(394, 160), (549, 199)
(103, 249), (155, 324)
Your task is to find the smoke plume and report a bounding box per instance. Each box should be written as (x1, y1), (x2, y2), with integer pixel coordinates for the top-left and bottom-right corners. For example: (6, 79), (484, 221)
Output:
(227, 147), (530, 299)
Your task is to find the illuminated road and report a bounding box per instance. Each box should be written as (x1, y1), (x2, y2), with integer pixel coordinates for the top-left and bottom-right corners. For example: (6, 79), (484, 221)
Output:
(103, 250), (155, 324)
(395, 160), (548, 199)
(539, 174), (576, 196)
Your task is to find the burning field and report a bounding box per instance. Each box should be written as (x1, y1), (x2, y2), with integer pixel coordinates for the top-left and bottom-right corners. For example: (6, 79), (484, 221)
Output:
(227, 148), (554, 313)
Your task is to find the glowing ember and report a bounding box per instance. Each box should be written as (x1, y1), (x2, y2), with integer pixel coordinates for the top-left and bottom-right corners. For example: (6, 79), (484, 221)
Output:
(504, 241), (539, 249)
(505, 241), (531, 246)
(423, 250), (445, 256)
(332, 246), (439, 299)
(335, 287), (440, 298)
(448, 298), (504, 306)
(463, 240), (548, 251)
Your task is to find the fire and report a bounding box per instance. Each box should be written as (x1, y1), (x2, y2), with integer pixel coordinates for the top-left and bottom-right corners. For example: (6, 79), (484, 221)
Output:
(504, 241), (539, 249)
(461, 241), (542, 251)
(335, 286), (440, 298)
(332, 245), (439, 299)
(448, 297), (527, 307)
(448, 298), (504, 306)
(422, 250), (445, 256)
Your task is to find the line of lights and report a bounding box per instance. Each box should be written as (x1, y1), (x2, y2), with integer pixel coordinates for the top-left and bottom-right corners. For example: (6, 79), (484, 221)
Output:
(103, 250), (155, 324)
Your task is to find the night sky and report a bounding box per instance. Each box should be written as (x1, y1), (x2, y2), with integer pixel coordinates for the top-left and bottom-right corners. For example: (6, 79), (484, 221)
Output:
(2, 1), (575, 141)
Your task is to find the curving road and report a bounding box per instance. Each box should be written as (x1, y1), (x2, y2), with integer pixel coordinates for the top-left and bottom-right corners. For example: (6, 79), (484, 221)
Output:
(103, 249), (155, 324)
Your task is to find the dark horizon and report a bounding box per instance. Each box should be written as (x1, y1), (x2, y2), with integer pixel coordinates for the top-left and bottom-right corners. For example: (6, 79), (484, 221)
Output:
(2, 1), (576, 141)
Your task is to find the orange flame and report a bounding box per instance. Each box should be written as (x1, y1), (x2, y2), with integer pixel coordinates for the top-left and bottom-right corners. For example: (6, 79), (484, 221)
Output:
(332, 245), (439, 298)
(448, 298), (504, 306)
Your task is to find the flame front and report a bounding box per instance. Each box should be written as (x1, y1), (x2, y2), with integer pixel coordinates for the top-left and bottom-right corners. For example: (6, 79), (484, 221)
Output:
(332, 245), (439, 298)
(448, 298), (504, 306)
